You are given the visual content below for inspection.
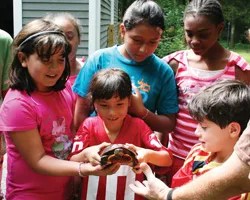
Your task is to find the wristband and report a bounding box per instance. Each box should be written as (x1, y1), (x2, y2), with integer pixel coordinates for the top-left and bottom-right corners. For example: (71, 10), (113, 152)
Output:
(141, 109), (149, 120)
(166, 188), (175, 200)
(78, 162), (85, 177)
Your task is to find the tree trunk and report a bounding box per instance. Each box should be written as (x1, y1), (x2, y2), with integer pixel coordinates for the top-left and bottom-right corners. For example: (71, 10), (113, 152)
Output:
(229, 20), (235, 48)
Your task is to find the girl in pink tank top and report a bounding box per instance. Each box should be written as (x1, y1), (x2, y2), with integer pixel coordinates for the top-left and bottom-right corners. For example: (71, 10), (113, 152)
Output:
(162, 0), (250, 185)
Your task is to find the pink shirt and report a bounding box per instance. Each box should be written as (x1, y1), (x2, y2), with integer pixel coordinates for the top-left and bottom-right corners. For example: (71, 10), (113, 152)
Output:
(0, 83), (75, 200)
(163, 50), (250, 160)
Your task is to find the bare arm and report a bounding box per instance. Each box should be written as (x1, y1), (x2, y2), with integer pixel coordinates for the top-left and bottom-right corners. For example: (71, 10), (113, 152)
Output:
(235, 66), (250, 85)
(143, 111), (176, 134)
(143, 149), (172, 167)
(173, 152), (250, 200)
(10, 129), (119, 177)
(130, 152), (250, 200)
(129, 88), (176, 133)
(74, 95), (92, 131)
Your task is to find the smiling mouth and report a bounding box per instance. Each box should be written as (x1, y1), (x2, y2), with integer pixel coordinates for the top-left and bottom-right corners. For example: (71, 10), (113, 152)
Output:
(192, 47), (203, 52)
(108, 118), (118, 121)
(46, 74), (57, 78)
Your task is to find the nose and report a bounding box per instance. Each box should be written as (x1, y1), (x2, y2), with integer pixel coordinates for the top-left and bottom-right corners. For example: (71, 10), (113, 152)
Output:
(190, 36), (200, 46)
(48, 60), (58, 69)
(139, 44), (147, 53)
(108, 107), (116, 116)
(194, 125), (202, 137)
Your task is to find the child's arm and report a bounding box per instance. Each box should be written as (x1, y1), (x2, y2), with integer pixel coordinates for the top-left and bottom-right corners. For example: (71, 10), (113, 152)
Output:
(128, 87), (176, 133)
(235, 66), (250, 85)
(126, 143), (172, 167)
(10, 129), (119, 176)
(74, 96), (92, 131)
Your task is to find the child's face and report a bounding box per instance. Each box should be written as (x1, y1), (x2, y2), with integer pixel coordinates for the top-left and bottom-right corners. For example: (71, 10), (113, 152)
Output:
(194, 119), (235, 155)
(94, 95), (130, 127)
(120, 23), (162, 62)
(184, 14), (223, 56)
(19, 50), (65, 92)
(54, 18), (80, 63)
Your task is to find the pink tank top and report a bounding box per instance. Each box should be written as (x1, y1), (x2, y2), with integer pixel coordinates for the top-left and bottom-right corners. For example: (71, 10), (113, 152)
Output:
(163, 50), (250, 159)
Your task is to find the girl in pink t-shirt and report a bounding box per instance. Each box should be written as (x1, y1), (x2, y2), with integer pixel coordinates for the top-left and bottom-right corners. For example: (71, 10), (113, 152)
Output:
(0, 19), (118, 200)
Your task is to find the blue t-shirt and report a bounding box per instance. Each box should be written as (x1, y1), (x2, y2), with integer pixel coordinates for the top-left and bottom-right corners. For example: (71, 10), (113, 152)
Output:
(73, 45), (178, 115)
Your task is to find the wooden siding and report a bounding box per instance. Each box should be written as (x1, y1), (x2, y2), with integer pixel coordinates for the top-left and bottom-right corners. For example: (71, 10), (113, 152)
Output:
(100, 0), (119, 48)
(21, 0), (89, 57)
(100, 0), (111, 48)
(18, 0), (120, 58)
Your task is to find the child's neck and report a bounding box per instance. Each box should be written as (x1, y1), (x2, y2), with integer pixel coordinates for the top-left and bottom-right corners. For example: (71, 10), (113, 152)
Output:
(188, 45), (230, 71)
(210, 148), (234, 163)
(103, 121), (123, 143)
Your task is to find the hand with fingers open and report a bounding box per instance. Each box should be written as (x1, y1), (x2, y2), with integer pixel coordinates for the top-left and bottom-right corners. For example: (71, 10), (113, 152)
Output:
(129, 162), (171, 200)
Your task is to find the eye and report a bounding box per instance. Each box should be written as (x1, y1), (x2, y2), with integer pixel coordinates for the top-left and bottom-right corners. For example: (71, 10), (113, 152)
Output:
(58, 58), (65, 64)
(132, 38), (142, 44)
(150, 41), (158, 45)
(199, 123), (208, 130)
(185, 31), (193, 38)
(57, 54), (65, 63)
(40, 57), (50, 64)
(66, 32), (74, 41)
(198, 33), (210, 40)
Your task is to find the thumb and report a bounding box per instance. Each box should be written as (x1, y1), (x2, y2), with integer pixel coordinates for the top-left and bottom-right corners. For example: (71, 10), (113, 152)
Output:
(99, 142), (110, 148)
(125, 143), (137, 151)
(140, 162), (155, 181)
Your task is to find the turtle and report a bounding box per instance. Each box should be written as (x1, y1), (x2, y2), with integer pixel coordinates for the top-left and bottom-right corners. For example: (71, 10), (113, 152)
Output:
(99, 144), (138, 167)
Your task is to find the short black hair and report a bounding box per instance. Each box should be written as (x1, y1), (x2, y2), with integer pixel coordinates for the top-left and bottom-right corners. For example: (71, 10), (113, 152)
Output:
(88, 68), (132, 103)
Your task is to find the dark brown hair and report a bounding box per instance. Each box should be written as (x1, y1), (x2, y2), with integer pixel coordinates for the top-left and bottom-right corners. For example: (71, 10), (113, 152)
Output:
(9, 19), (71, 94)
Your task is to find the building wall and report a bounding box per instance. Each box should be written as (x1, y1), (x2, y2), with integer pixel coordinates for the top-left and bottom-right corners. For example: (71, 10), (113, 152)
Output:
(100, 0), (111, 48)
(14, 0), (119, 58)
(19, 0), (88, 57)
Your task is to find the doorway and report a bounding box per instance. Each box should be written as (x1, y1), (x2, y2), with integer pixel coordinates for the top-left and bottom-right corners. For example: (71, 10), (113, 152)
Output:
(0, 1), (13, 37)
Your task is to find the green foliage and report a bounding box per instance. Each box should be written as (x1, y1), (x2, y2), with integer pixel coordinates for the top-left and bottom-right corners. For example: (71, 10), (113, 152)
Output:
(155, 0), (187, 58)
(230, 42), (250, 64)
(219, 0), (250, 47)
(118, 0), (250, 58)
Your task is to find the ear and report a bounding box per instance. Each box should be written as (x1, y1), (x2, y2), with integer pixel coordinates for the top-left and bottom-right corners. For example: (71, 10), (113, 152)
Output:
(228, 122), (241, 139)
(217, 22), (224, 36)
(18, 52), (28, 68)
(119, 23), (126, 40)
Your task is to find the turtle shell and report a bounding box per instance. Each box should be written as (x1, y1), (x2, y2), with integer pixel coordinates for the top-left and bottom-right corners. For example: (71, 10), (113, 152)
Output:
(100, 144), (138, 167)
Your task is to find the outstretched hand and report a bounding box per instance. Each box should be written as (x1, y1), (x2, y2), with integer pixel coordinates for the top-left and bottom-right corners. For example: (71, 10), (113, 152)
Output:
(129, 162), (170, 200)
(125, 143), (149, 166)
